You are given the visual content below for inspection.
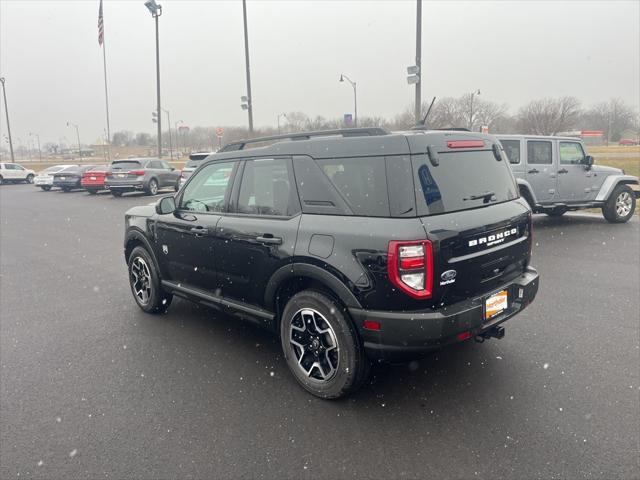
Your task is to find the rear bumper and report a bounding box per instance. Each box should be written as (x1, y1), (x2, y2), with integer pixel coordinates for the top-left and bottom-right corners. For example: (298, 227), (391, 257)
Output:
(105, 181), (145, 191)
(349, 266), (539, 362)
(53, 180), (81, 188)
(34, 177), (53, 186)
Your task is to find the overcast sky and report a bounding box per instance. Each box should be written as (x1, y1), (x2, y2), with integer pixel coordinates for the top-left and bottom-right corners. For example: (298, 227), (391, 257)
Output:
(1, 0), (639, 145)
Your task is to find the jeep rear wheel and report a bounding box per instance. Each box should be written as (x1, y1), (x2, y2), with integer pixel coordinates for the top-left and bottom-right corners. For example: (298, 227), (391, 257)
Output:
(127, 246), (172, 313)
(280, 290), (369, 399)
(603, 184), (635, 223)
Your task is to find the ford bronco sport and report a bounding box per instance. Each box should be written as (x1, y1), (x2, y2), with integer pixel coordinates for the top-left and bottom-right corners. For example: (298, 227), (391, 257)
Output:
(123, 128), (539, 398)
(497, 135), (639, 222)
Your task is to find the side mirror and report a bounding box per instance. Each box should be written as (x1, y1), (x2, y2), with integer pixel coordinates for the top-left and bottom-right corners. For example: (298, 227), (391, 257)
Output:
(155, 195), (176, 215)
(170, 167), (175, 171)
(583, 155), (594, 169)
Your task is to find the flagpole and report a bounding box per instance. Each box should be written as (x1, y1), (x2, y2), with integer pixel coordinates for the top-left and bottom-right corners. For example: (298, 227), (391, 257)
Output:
(99, 0), (111, 161)
(102, 41), (111, 161)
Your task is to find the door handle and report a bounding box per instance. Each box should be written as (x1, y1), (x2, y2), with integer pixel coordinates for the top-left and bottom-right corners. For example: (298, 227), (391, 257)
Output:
(527, 169), (539, 174)
(190, 226), (208, 236)
(558, 168), (568, 174)
(256, 235), (283, 245)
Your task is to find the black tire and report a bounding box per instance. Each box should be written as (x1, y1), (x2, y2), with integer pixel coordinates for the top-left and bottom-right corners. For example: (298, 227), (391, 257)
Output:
(519, 188), (535, 212)
(87, 189), (98, 195)
(61, 187), (71, 192)
(280, 290), (370, 399)
(127, 246), (172, 314)
(545, 207), (566, 217)
(602, 184), (636, 223)
(111, 190), (123, 197)
(0, 175), (3, 185)
(41, 185), (52, 191)
(26, 174), (34, 184)
(145, 178), (159, 196)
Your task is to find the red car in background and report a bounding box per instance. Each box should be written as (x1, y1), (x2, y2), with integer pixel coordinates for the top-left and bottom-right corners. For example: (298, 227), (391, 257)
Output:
(81, 165), (109, 194)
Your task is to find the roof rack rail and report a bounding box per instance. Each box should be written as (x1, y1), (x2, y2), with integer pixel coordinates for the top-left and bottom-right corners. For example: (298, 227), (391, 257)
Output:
(411, 126), (471, 132)
(219, 127), (389, 152)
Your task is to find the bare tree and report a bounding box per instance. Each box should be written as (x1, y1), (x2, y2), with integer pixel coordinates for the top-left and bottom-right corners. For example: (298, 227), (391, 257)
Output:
(580, 98), (638, 143)
(517, 97), (581, 135)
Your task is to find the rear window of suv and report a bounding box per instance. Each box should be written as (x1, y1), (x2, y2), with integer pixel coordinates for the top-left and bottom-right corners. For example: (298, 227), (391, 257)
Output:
(412, 150), (518, 216)
(111, 161), (142, 171)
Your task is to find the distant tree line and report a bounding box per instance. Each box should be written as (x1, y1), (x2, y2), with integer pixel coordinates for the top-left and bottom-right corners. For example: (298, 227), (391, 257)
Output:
(107, 96), (639, 152)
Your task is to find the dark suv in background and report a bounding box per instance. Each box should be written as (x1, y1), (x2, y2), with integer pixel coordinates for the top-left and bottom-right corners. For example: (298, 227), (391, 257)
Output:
(106, 158), (181, 197)
(123, 128), (539, 398)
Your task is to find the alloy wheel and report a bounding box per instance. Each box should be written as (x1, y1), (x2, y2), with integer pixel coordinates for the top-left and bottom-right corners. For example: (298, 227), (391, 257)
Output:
(130, 256), (152, 305)
(149, 180), (158, 195)
(289, 308), (339, 382)
(616, 191), (632, 217)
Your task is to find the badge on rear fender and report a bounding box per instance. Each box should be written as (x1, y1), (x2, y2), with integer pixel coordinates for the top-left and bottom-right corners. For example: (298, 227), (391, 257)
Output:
(440, 269), (457, 285)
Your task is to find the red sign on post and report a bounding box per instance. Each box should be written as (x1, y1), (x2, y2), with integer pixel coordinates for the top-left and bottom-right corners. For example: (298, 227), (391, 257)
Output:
(216, 127), (224, 138)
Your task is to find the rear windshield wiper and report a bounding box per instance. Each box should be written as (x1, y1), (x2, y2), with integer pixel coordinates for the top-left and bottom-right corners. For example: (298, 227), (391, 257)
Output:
(463, 191), (496, 203)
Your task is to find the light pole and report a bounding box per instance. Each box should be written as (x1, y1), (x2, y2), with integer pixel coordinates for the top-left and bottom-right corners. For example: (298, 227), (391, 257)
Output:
(242, 0), (254, 134)
(162, 108), (173, 160)
(277, 113), (287, 133)
(144, 0), (163, 157)
(29, 132), (42, 161)
(175, 119), (183, 155)
(67, 122), (82, 161)
(469, 89), (481, 131)
(339, 74), (357, 127)
(415, 0), (422, 124)
(0, 77), (15, 162)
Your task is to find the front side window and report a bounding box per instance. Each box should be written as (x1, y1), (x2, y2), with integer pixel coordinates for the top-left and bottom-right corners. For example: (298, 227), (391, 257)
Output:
(527, 141), (553, 165)
(180, 161), (234, 213)
(500, 139), (521, 164)
(559, 142), (585, 165)
(237, 158), (296, 216)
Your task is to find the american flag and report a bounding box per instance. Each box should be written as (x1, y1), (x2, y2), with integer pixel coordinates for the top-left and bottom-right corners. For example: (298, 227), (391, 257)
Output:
(98, 0), (104, 46)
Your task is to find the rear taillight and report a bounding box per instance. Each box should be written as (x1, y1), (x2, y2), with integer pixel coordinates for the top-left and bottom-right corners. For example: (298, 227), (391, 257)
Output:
(387, 240), (433, 299)
(129, 170), (145, 176)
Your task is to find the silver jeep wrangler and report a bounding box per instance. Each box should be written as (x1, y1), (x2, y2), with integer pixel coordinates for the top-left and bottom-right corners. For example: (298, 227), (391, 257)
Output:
(497, 135), (639, 223)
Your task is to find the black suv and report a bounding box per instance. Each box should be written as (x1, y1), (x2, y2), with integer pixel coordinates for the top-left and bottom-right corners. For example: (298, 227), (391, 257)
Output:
(123, 128), (539, 398)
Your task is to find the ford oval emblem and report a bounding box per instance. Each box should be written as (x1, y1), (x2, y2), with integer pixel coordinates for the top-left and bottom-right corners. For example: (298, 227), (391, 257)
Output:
(441, 270), (457, 282)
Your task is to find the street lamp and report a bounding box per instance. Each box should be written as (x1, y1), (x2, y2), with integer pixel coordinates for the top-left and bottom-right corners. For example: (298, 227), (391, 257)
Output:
(469, 89), (481, 131)
(29, 132), (42, 161)
(174, 119), (183, 154)
(339, 74), (357, 127)
(67, 122), (82, 161)
(241, 0), (254, 134)
(162, 108), (173, 160)
(277, 113), (287, 134)
(0, 77), (15, 162)
(144, 0), (163, 157)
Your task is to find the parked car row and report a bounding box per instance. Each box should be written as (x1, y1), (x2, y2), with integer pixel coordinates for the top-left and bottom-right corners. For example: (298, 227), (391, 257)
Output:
(25, 158), (183, 196)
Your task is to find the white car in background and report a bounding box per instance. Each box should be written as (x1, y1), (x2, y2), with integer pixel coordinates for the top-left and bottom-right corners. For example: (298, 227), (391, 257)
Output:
(179, 152), (214, 188)
(33, 164), (78, 191)
(0, 163), (36, 185)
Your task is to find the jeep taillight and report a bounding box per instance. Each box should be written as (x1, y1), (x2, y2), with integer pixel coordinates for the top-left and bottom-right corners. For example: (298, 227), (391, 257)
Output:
(387, 240), (433, 299)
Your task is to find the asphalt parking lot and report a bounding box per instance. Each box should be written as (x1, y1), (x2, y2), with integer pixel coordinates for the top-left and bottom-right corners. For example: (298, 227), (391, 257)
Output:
(1, 184), (638, 480)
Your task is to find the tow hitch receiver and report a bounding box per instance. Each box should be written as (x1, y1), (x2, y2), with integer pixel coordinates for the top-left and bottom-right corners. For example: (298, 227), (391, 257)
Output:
(475, 326), (505, 342)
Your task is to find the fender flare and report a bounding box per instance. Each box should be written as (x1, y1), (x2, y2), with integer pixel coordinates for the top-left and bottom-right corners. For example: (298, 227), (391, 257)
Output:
(264, 263), (363, 312)
(516, 178), (538, 205)
(594, 175), (639, 202)
(124, 228), (160, 271)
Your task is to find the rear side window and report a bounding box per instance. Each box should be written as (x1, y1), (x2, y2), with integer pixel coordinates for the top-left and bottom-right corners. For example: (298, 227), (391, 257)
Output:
(412, 150), (518, 216)
(500, 140), (521, 164)
(527, 141), (552, 165)
(316, 157), (390, 217)
(111, 161), (141, 171)
(237, 158), (298, 216)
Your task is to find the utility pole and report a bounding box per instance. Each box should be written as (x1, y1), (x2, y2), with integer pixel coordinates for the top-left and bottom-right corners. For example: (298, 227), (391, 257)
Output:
(0, 77), (15, 162)
(67, 122), (82, 161)
(414, 0), (422, 124)
(145, 0), (163, 157)
(163, 109), (173, 160)
(242, 0), (254, 134)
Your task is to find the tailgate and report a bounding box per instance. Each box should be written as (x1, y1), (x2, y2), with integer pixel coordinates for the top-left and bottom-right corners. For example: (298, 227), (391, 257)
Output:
(419, 200), (532, 306)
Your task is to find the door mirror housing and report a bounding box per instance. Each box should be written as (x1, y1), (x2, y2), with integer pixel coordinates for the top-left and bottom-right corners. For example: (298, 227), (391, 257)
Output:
(583, 155), (594, 169)
(156, 195), (176, 215)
